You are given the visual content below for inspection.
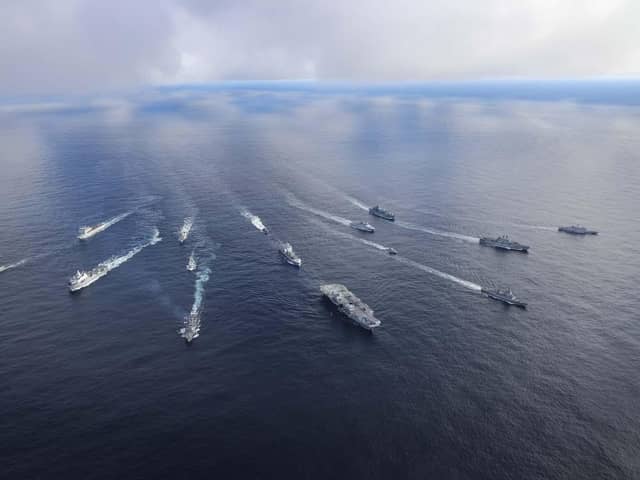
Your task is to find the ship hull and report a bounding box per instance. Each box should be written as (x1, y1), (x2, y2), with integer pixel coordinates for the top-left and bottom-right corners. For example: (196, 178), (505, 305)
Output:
(482, 289), (527, 308)
(351, 225), (375, 233)
(369, 210), (395, 221)
(558, 228), (598, 235)
(322, 298), (378, 331)
(479, 240), (529, 252)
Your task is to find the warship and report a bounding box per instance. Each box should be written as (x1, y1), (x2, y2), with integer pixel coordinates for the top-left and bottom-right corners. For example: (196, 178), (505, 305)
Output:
(481, 288), (527, 308)
(187, 252), (197, 271)
(178, 217), (193, 244)
(279, 242), (302, 267)
(320, 283), (381, 330)
(369, 205), (395, 221)
(350, 221), (375, 233)
(68, 267), (107, 292)
(558, 225), (598, 235)
(479, 235), (529, 252)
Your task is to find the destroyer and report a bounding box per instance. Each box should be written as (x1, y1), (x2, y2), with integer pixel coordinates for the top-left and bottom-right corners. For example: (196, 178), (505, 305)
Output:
(187, 252), (197, 271)
(320, 283), (381, 330)
(479, 235), (529, 252)
(279, 242), (302, 267)
(350, 221), (375, 233)
(68, 267), (107, 292)
(369, 205), (395, 221)
(178, 217), (193, 244)
(558, 225), (598, 235)
(180, 313), (199, 343)
(481, 288), (527, 308)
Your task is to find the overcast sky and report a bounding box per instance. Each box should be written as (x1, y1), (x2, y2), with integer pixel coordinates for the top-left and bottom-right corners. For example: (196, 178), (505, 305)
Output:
(1, 0), (639, 95)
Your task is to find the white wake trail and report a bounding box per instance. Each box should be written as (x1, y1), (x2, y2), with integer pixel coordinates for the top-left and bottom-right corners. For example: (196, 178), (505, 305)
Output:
(77, 211), (134, 240)
(394, 256), (482, 292)
(395, 220), (479, 243)
(512, 223), (557, 232)
(69, 228), (162, 291)
(180, 264), (213, 342)
(0, 257), (29, 273)
(344, 195), (369, 211)
(315, 219), (481, 292)
(286, 194), (352, 227)
(326, 226), (390, 252)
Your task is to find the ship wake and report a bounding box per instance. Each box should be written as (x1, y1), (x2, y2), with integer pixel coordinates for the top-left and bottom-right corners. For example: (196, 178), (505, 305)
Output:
(0, 257), (29, 273)
(395, 220), (479, 243)
(70, 228), (162, 291)
(344, 195), (370, 211)
(286, 194), (352, 227)
(314, 219), (481, 292)
(394, 256), (482, 291)
(78, 211), (134, 240)
(179, 264), (213, 342)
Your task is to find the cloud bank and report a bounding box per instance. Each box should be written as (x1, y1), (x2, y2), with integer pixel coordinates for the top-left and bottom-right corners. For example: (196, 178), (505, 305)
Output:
(1, 0), (639, 95)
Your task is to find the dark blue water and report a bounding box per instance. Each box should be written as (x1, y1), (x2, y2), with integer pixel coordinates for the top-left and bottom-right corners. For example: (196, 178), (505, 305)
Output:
(1, 82), (639, 479)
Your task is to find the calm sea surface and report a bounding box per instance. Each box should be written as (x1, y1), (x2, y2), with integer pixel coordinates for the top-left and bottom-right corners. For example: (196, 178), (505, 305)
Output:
(1, 82), (639, 479)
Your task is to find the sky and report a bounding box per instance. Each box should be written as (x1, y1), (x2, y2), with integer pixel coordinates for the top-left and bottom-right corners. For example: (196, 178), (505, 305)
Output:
(1, 0), (639, 95)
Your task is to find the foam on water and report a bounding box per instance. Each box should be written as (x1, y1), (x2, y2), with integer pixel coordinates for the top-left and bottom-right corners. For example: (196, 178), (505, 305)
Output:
(314, 218), (481, 292)
(395, 220), (480, 243)
(286, 194), (352, 227)
(512, 223), (557, 231)
(344, 195), (370, 211)
(77, 211), (134, 240)
(180, 264), (213, 342)
(0, 257), (29, 273)
(394, 256), (482, 291)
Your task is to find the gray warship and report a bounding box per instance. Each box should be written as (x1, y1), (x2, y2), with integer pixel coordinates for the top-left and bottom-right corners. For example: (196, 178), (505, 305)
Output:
(369, 205), (395, 221)
(350, 221), (375, 233)
(279, 242), (302, 267)
(481, 288), (527, 308)
(558, 225), (598, 235)
(479, 235), (529, 252)
(320, 283), (381, 330)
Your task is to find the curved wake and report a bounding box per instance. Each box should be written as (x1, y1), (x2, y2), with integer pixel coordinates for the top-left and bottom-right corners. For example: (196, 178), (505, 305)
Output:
(78, 211), (134, 240)
(0, 257), (29, 273)
(69, 228), (162, 291)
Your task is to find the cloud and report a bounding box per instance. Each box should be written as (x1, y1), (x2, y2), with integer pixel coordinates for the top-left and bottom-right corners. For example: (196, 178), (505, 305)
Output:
(1, 0), (639, 95)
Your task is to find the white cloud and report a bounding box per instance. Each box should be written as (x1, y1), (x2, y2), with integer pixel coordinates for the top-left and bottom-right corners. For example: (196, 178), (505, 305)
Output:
(0, 0), (638, 95)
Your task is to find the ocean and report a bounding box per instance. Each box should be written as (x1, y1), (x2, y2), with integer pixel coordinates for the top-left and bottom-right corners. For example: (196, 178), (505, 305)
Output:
(1, 81), (639, 479)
